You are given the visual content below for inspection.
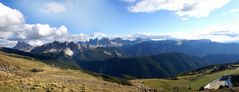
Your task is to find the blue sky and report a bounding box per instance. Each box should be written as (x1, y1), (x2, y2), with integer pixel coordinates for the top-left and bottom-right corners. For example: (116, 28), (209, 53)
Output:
(0, 0), (239, 46)
(1, 0), (238, 35)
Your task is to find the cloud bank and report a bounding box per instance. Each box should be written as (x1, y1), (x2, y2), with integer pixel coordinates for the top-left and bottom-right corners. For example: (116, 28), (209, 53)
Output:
(0, 3), (68, 47)
(127, 0), (231, 18)
(230, 8), (239, 13)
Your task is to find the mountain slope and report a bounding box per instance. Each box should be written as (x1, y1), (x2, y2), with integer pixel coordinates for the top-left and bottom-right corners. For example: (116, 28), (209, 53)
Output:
(0, 51), (138, 92)
(203, 54), (239, 65)
(78, 53), (207, 78)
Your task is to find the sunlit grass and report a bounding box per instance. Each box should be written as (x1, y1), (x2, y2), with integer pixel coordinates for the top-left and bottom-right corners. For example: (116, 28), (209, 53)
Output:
(132, 67), (239, 92)
(0, 52), (138, 92)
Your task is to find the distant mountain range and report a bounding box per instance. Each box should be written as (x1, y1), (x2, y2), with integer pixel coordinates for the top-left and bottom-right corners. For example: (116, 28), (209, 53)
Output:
(123, 39), (239, 57)
(7, 38), (239, 78)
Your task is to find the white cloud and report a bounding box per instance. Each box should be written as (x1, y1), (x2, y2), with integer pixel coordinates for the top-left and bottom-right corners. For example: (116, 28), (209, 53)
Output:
(0, 3), (69, 47)
(0, 3), (24, 27)
(122, 0), (137, 3)
(229, 8), (239, 13)
(42, 2), (66, 13)
(8, 24), (68, 40)
(116, 23), (239, 43)
(0, 39), (17, 47)
(27, 40), (46, 46)
(90, 32), (107, 38)
(167, 24), (239, 42)
(181, 17), (189, 21)
(127, 0), (231, 18)
(25, 32), (108, 46)
(121, 34), (172, 41)
(0, 3), (24, 40)
(54, 34), (88, 42)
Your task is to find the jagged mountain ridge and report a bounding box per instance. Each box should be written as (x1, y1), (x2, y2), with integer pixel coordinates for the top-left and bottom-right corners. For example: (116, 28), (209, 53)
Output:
(12, 38), (141, 61)
(30, 41), (127, 61)
(13, 41), (33, 52)
(31, 41), (80, 57)
(78, 37), (146, 48)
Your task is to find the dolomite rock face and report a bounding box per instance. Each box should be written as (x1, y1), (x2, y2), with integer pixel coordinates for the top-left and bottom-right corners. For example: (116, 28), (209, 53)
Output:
(63, 48), (74, 57)
(13, 41), (33, 52)
(27, 40), (126, 61)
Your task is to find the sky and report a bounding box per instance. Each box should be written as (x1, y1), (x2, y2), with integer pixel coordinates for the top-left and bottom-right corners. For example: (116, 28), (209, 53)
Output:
(0, 0), (239, 47)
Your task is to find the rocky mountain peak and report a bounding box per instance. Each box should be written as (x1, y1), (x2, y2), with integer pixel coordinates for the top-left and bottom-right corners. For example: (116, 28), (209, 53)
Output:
(13, 41), (33, 52)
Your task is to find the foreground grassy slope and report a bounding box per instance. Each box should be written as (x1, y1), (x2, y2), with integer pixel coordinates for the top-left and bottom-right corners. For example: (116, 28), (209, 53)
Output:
(132, 65), (239, 92)
(0, 52), (138, 92)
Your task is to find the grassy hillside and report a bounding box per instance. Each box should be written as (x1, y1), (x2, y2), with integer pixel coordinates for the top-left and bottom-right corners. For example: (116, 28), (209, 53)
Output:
(131, 65), (239, 92)
(0, 51), (138, 92)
